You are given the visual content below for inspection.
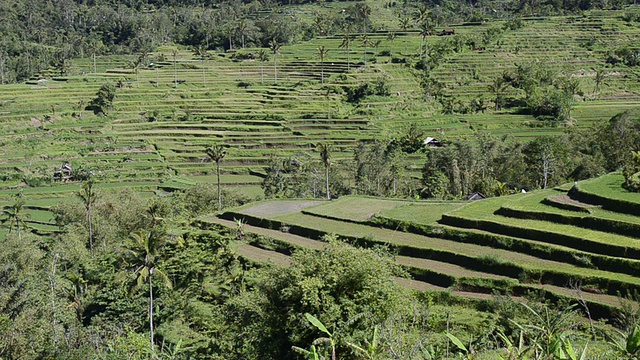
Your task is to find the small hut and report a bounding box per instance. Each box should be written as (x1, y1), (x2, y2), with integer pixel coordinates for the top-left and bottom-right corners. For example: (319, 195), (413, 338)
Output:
(423, 137), (443, 147)
(465, 192), (486, 201)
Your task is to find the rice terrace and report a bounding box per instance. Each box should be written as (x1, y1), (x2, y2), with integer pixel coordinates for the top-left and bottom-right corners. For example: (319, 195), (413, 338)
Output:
(1, 0), (640, 357)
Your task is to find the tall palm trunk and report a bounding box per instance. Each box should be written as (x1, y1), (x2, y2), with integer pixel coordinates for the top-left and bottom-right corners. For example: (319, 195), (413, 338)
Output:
(217, 161), (222, 210)
(202, 58), (206, 87)
(325, 165), (330, 199)
(87, 205), (93, 254)
(149, 269), (154, 351)
(273, 54), (278, 84)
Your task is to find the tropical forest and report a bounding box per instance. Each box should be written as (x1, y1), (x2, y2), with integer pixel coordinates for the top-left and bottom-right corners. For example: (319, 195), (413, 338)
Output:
(1, 0), (640, 357)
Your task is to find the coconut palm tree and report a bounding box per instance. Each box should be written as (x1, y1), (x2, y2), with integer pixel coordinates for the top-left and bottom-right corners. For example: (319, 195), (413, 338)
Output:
(339, 30), (353, 71)
(386, 32), (396, 63)
(361, 34), (370, 66)
(399, 17), (411, 56)
(125, 229), (172, 352)
(418, 20), (435, 62)
(317, 46), (329, 84)
(192, 44), (208, 87)
(316, 143), (332, 199)
(269, 39), (282, 84)
(206, 145), (228, 210)
(1, 192), (31, 240)
(258, 49), (269, 84)
(488, 75), (509, 110)
(171, 49), (179, 88)
(77, 181), (97, 254)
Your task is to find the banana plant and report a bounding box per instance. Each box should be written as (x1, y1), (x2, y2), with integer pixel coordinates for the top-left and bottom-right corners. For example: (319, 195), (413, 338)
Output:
(305, 313), (336, 360)
(497, 330), (530, 360)
(445, 331), (474, 359)
(610, 325), (640, 358)
(292, 344), (320, 360)
(347, 326), (379, 359)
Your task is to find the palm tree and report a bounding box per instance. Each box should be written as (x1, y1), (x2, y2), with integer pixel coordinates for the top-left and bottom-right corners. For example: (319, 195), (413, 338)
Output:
(418, 20), (434, 62)
(488, 75), (509, 110)
(1, 193), (31, 240)
(594, 67), (607, 95)
(317, 46), (329, 84)
(125, 229), (172, 352)
(130, 52), (147, 88)
(87, 37), (104, 74)
(399, 17), (411, 57)
(171, 49), (179, 88)
(257, 49), (269, 84)
(192, 44), (208, 87)
(322, 86), (332, 120)
(371, 39), (382, 61)
(77, 181), (97, 254)
(414, 5), (429, 23)
(206, 145), (228, 210)
(269, 39), (282, 84)
(316, 143), (332, 199)
(386, 32), (396, 63)
(236, 19), (249, 49)
(362, 34), (370, 66)
(339, 30), (353, 71)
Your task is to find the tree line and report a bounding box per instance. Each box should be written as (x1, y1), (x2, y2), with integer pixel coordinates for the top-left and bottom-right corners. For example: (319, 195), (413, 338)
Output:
(2, 0), (638, 83)
(260, 109), (640, 200)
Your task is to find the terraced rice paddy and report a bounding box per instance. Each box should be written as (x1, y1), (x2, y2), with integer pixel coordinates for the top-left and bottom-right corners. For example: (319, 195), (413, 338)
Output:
(1, 10), (639, 202)
(1, 11), (639, 315)
(204, 173), (640, 318)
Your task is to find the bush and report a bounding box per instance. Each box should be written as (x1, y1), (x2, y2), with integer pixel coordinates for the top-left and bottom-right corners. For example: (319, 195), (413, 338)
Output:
(89, 82), (116, 115)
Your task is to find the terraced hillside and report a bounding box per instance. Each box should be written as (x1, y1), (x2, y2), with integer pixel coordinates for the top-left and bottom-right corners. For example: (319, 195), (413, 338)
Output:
(1, 11), (639, 200)
(202, 173), (640, 320)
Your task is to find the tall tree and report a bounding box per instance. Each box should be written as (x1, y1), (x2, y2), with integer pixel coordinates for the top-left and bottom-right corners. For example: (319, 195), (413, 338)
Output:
(418, 20), (434, 62)
(206, 145), (228, 210)
(594, 67), (607, 95)
(125, 229), (172, 352)
(269, 39), (282, 84)
(488, 75), (509, 110)
(171, 49), (179, 88)
(317, 143), (332, 199)
(399, 17), (411, 56)
(192, 44), (208, 88)
(1, 192), (31, 240)
(317, 46), (329, 84)
(386, 32), (396, 63)
(340, 27), (353, 71)
(77, 181), (97, 254)
(361, 34), (369, 66)
(258, 49), (269, 84)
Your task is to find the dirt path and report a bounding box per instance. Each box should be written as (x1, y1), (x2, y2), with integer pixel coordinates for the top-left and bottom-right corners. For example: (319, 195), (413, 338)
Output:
(548, 194), (594, 208)
(397, 256), (511, 281)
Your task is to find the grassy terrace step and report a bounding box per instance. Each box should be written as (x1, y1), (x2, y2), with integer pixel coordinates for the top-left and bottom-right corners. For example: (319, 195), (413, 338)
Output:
(219, 208), (640, 297)
(497, 190), (640, 238)
(442, 192), (640, 261)
(203, 218), (523, 301)
(302, 197), (640, 278)
(203, 212), (622, 315)
(571, 173), (640, 216)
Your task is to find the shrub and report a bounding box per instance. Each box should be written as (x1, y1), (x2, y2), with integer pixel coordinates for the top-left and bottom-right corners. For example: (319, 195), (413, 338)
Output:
(89, 82), (116, 115)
